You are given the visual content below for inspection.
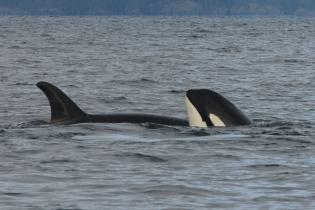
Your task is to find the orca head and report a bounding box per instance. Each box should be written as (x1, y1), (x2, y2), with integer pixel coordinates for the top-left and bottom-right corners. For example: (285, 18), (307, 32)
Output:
(185, 89), (251, 128)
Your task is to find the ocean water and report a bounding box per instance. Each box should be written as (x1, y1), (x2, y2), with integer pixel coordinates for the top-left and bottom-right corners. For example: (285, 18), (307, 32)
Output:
(0, 16), (314, 209)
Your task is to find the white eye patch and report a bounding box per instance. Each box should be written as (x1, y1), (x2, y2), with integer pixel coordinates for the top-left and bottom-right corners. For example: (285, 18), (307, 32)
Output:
(185, 96), (207, 128)
(209, 114), (226, 127)
(185, 96), (226, 128)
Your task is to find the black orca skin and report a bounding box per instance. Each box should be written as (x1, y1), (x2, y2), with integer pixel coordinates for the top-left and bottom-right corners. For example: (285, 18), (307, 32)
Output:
(186, 89), (252, 127)
(37, 81), (251, 127)
(37, 81), (189, 126)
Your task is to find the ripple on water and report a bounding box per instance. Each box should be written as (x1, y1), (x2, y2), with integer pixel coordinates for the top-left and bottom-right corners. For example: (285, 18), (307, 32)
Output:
(116, 152), (168, 163)
(130, 184), (212, 197)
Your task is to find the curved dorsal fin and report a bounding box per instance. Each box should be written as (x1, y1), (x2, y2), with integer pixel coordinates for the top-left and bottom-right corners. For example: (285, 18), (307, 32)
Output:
(185, 89), (252, 127)
(37, 81), (87, 124)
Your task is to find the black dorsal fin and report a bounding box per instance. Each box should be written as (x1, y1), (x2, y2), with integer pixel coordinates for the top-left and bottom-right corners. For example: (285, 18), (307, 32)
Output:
(37, 81), (87, 124)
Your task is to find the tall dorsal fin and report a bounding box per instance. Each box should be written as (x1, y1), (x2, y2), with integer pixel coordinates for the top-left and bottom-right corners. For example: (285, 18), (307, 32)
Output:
(37, 81), (87, 124)
(185, 89), (252, 127)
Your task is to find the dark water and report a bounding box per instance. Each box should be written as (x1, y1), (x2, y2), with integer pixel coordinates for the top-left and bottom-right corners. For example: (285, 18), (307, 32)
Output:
(0, 16), (315, 209)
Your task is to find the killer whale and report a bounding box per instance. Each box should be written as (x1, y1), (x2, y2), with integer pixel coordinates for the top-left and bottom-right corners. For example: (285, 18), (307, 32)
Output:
(37, 81), (251, 127)
(37, 81), (189, 126)
(185, 89), (251, 127)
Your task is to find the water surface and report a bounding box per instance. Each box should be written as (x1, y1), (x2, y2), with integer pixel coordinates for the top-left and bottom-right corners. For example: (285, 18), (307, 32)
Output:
(0, 16), (315, 209)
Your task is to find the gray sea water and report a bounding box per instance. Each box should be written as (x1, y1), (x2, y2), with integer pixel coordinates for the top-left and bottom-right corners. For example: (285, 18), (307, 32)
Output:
(0, 16), (315, 209)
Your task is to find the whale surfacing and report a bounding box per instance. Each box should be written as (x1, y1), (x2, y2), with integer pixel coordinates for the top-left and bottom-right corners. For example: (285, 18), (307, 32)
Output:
(185, 89), (252, 127)
(37, 81), (251, 128)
